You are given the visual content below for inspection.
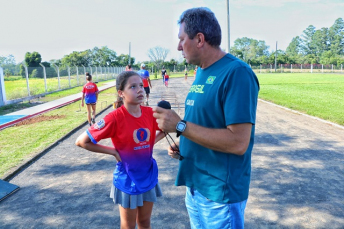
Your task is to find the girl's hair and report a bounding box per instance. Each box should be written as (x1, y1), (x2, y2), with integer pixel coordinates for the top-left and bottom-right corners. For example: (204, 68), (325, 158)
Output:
(86, 72), (92, 81)
(114, 71), (140, 108)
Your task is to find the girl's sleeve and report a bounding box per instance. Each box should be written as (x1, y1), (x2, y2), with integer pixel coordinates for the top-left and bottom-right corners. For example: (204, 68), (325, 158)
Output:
(86, 113), (116, 144)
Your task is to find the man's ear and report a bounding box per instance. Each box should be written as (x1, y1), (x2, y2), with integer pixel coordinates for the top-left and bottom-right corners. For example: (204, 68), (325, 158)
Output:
(196, 33), (205, 48)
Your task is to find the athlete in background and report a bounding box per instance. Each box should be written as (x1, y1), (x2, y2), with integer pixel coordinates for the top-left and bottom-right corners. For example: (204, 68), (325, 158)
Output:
(81, 72), (99, 126)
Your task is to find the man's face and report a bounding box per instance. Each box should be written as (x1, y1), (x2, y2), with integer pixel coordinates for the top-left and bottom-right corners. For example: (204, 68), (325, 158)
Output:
(177, 22), (198, 65)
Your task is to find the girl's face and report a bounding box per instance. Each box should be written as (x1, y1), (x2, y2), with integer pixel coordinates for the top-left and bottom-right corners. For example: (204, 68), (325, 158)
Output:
(119, 75), (144, 105)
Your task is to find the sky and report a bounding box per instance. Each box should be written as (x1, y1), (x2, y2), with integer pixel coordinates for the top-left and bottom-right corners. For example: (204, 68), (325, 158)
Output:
(0, 0), (343, 64)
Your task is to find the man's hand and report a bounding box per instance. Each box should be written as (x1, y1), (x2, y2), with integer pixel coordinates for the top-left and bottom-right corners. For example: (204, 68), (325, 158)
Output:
(153, 106), (181, 133)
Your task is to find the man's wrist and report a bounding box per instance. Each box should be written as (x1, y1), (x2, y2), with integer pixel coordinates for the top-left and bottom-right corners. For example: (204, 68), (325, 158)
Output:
(176, 120), (187, 137)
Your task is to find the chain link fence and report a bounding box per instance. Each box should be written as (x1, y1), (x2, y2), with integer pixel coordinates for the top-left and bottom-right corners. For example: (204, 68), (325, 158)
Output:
(251, 64), (344, 74)
(0, 65), (125, 106)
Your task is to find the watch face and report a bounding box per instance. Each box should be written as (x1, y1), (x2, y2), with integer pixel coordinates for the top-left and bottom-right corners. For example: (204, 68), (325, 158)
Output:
(177, 122), (186, 131)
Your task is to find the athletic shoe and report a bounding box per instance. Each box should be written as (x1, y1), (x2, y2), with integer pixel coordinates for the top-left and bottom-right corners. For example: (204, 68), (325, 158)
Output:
(89, 122), (92, 126)
(92, 118), (95, 124)
(146, 101), (149, 106)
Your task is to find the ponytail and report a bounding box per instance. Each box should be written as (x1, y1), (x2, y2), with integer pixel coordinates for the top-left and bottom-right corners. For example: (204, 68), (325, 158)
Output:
(114, 97), (123, 109)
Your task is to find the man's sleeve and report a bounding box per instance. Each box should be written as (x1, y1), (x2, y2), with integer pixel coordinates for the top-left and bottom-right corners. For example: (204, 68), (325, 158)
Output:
(223, 66), (259, 126)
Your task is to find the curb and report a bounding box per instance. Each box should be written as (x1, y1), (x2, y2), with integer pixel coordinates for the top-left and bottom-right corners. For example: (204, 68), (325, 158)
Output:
(2, 104), (112, 182)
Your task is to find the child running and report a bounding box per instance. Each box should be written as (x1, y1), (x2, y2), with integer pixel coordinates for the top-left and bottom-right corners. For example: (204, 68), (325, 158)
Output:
(164, 72), (169, 87)
(75, 70), (165, 229)
(81, 72), (99, 126)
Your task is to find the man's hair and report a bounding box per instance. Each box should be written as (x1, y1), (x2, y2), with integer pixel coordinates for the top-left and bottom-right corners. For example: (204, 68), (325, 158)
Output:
(178, 7), (221, 47)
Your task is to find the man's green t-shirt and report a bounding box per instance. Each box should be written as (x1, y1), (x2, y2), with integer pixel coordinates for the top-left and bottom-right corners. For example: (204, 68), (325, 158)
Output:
(176, 53), (260, 203)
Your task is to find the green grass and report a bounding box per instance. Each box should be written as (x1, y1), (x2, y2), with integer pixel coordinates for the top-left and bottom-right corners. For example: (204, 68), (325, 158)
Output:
(4, 75), (113, 100)
(257, 73), (344, 125)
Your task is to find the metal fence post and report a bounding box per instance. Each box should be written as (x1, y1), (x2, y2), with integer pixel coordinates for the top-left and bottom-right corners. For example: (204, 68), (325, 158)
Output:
(311, 64), (313, 73)
(332, 64), (333, 73)
(22, 62), (31, 96)
(39, 63), (47, 92)
(270, 64), (272, 73)
(291, 64), (292, 73)
(0, 67), (6, 106)
(301, 64), (302, 72)
(75, 65), (79, 85)
(54, 64), (60, 90)
(322, 64), (323, 73)
(67, 65), (71, 88)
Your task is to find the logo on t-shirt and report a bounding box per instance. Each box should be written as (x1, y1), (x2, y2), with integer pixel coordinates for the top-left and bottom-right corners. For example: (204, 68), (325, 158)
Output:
(133, 128), (151, 143)
(95, 119), (105, 130)
(206, 76), (216, 84)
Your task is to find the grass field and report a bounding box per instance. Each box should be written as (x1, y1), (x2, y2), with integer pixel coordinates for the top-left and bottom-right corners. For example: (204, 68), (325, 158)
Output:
(4, 75), (111, 100)
(257, 73), (344, 126)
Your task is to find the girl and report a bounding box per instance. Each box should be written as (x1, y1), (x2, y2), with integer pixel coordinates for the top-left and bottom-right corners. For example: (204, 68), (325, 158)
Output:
(76, 71), (165, 229)
(81, 72), (99, 126)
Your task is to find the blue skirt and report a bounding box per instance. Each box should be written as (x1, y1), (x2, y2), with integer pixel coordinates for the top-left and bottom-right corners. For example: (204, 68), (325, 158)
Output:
(110, 183), (162, 209)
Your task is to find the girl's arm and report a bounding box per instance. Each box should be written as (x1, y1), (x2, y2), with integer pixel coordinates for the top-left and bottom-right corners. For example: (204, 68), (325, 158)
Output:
(75, 132), (122, 162)
(154, 131), (165, 144)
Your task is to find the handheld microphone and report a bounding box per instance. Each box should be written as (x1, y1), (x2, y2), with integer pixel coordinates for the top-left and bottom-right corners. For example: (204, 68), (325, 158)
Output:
(157, 100), (184, 160)
(157, 100), (171, 109)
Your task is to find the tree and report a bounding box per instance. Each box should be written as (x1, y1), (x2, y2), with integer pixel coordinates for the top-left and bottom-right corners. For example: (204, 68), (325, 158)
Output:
(147, 46), (169, 71)
(329, 18), (344, 55)
(301, 25), (316, 55)
(115, 54), (135, 67)
(90, 46), (117, 66)
(231, 37), (269, 64)
(25, 52), (42, 67)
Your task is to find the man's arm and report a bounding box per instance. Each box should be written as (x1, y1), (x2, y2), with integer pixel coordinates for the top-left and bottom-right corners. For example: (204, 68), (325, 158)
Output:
(148, 78), (152, 88)
(153, 107), (252, 156)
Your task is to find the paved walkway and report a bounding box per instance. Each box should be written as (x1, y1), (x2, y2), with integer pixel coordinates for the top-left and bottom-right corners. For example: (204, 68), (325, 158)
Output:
(0, 77), (344, 228)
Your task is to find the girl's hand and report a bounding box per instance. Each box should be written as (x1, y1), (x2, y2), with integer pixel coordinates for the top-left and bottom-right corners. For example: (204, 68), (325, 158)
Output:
(168, 143), (180, 160)
(113, 150), (122, 162)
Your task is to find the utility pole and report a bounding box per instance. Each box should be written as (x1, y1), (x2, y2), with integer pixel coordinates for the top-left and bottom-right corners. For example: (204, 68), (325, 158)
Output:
(129, 42), (131, 65)
(226, 0), (230, 53)
(274, 41), (277, 72)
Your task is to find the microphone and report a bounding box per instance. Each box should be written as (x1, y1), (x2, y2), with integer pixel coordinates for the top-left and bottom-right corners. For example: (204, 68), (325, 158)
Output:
(157, 100), (171, 109)
(157, 100), (184, 160)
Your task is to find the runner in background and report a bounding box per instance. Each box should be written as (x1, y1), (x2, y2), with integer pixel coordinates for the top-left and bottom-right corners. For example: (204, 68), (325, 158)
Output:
(161, 67), (167, 85)
(184, 67), (188, 80)
(137, 64), (152, 106)
(125, 64), (132, 71)
(164, 72), (169, 87)
(81, 72), (99, 126)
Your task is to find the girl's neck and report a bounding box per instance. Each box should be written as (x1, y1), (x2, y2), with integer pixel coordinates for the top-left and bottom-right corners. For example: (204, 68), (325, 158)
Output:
(124, 103), (141, 117)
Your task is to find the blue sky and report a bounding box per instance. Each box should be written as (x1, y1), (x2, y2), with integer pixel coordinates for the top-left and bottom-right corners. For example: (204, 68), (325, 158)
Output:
(0, 0), (343, 64)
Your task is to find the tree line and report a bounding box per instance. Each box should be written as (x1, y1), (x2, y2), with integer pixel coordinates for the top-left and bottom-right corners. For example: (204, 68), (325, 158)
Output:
(2, 17), (342, 78)
(0, 46), (192, 79)
(231, 18), (344, 66)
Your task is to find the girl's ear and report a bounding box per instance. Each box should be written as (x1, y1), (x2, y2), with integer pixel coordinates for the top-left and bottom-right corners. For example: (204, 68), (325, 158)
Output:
(118, 90), (124, 98)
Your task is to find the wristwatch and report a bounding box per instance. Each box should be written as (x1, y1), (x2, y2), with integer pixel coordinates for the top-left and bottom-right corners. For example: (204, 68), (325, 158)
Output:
(176, 120), (187, 137)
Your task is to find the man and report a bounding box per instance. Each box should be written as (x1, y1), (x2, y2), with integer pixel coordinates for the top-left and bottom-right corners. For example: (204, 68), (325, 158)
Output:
(153, 7), (259, 229)
(161, 67), (167, 84)
(137, 63), (152, 106)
